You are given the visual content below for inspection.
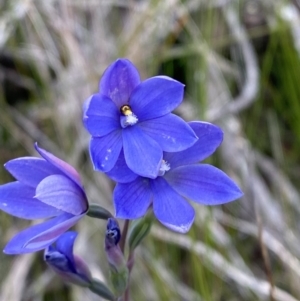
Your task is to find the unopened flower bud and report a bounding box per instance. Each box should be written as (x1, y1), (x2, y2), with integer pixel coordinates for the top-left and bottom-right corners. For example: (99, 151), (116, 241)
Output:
(44, 231), (92, 287)
(105, 218), (125, 270)
(104, 218), (128, 296)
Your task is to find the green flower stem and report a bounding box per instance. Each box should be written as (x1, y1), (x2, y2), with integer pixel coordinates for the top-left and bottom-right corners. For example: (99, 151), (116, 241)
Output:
(119, 220), (130, 253)
(123, 251), (135, 301)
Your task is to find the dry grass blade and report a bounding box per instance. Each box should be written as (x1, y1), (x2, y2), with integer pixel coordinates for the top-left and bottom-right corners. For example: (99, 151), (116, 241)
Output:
(208, 1), (259, 121)
(151, 226), (299, 301)
(215, 210), (300, 281)
(0, 254), (34, 301)
(143, 249), (203, 301)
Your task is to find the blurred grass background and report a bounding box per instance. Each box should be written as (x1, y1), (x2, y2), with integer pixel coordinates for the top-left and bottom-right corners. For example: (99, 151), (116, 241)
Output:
(1, 0), (300, 300)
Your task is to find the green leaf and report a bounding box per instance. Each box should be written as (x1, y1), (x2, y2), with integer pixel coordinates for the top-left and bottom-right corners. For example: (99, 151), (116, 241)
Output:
(109, 265), (129, 297)
(87, 204), (113, 220)
(128, 215), (153, 251)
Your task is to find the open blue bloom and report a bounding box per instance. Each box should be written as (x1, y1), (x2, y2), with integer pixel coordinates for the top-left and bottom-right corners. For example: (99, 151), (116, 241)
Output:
(44, 231), (92, 287)
(110, 122), (243, 233)
(0, 143), (88, 254)
(83, 58), (198, 178)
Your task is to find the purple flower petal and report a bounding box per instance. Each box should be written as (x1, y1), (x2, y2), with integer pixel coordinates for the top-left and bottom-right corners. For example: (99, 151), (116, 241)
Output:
(105, 150), (138, 183)
(26, 214), (83, 251)
(165, 164), (243, 205)
(56, 231), (77, 269)
(35, 143), (83, 188)
(99, 58), (140, 108)
(0, 182), (61, 219)
(44, 244), (76, 274)
(35, 175), (88, 215)
(4, 213), (83, 254)
(73, 255), (92, 282)
(4, 157), (63, 188)
(123, 126), (162, 178)
(151, 177), (195, 233)
(164, 121), (223, 168)
(89, 130), (122, 172)
(113, 177), (152, 219)
(45, 249), (91, 285)
(83, 94), (120, 137)
(138, 114), (198, 152)
(129, 76), (184, 121)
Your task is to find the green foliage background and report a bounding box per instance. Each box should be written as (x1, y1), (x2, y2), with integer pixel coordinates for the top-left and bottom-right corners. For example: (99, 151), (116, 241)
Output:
(0, 0), (300, 300)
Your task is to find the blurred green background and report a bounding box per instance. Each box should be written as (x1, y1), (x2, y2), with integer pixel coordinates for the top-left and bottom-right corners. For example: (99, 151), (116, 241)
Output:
(1, 0), (300, 300)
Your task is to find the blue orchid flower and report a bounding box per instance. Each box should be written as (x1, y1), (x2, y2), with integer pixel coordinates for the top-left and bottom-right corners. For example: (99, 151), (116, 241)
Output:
(44, 231), (92, 286)
(108, 122), (243, 233)
(83, 58), (198, 179)
(0, 143), (88, 254)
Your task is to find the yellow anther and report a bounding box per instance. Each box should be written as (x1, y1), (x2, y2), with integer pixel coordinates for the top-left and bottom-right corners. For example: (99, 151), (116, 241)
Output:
(120, 105), (133, 116)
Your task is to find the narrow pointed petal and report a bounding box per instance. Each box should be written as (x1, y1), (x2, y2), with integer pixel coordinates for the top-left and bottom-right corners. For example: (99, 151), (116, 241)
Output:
(130, 76), (184, 121)
(56, 231), (77, 268)
(4, 213), (83, 254)
(151, 177), (195, 233)
(123, 126), (162, 178)
(165, 165), (243, 205)
(138, 114), (198, 152)
(164, 121), (224, 168)
(100, 58), (140, 108)
(26, 214), (83, 251)
(0, 182), (61, 219)
(35, 175), (88, 215)
(89, 130), (122, 172)
(4, 157), (63, 188)
(113, 178), (152, 219)
(83, 94), (120, 137)
(35, 143), (83, 188)
(105, 151), (138, 183)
